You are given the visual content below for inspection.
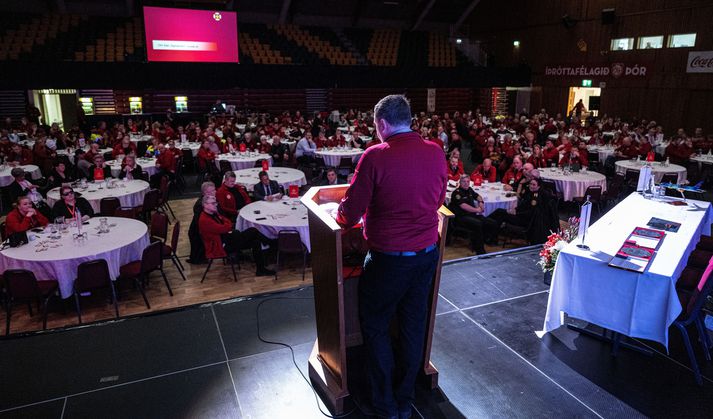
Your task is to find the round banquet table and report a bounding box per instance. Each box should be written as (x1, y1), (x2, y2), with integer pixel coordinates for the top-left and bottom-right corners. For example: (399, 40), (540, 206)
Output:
(266, 137), (297, 153)
(540, 168), (607, 201)
(316, 148), (364, 167)
(233, 167), (306, 191)
(445, 180), (518, 216)
(586, 145), (616, 162)
(614, 160), (687, 184)
(0, 164), (42, 187)
(236, 199), (311, 252)
(216, 153), (272, 171)
(106, 157), (158, 178)
(46, 179), (150, 214)
(0, 217), (149, 298)
(691, 154), (713, 168)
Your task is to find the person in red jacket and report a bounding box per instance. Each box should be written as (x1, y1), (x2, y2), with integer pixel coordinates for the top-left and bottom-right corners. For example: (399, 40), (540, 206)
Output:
(447, 153), (464, 182)
(112, 136), (137, 158)
(470, 158), (497, 183)
(197, 194), (274, 276)
(197, 140), (217, 172)
(527, 144), (548, 169)
(501, 156), (524, 191)
(215, 171), (251, 222)
(6, 143), (33, 166)
(5, 196), (49, 236)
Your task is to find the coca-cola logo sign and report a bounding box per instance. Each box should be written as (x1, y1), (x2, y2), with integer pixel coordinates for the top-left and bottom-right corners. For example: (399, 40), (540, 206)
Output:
(687, 51), (713, 73)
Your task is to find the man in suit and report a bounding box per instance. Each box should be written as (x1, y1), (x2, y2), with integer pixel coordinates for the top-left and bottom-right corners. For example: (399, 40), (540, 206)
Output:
(252, 171), (283, 201)
(320, 168), (346, 186)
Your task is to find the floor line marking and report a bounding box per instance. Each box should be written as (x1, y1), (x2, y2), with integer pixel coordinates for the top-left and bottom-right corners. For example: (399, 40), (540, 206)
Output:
(211, 306), (245, 417)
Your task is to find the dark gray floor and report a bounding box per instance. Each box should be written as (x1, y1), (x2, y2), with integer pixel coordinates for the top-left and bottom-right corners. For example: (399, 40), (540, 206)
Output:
(1, 248), (712, 418)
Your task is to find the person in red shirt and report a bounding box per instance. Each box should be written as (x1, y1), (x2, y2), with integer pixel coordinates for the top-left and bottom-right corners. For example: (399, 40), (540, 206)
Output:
(112, 136), (137, 158)
(197, 141), (217, 173)
(559, 144), (589, 168)
(542, 140), (559, 166)
(151, 143), (177, 187)
(5, 196), (49, 236)
(470, 158), (497, 183)
(337, 95), (446, 419)
(197, 194), (274, 276)
(447, 153), (464, 181)
(6, 143), (33, 166)
(527, 144), (548, 169)
(215, 171), (251, 222)
(501, 156), (524, 191)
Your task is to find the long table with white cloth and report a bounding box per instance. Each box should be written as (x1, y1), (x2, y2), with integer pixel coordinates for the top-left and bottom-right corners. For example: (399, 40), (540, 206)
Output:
(541, 192), (713, 348)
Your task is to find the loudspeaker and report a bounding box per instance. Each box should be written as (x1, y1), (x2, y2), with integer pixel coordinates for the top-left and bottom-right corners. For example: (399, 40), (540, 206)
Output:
(601, 8), (615, 24)
(561, 14), (577, 29)
(588, 96), (601, 111)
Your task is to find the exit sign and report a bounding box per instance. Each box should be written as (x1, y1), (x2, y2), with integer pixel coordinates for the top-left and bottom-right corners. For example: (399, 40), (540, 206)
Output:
(582, 79), (592, 87)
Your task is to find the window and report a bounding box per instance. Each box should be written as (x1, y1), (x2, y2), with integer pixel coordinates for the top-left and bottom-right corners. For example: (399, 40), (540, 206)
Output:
(638, 35), (663, 49)
(610, 38), (634, 51)
(668, 33), (696, 48)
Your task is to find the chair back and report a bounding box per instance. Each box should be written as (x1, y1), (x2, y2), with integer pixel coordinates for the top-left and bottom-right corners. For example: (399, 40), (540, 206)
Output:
(583, 185), (603, 202)
(254, 159), (266, 168)
(624, 169), (639, 183)
(540, 178), (557, 195)
(587, 152), (599, 163)
(170, 221), (181, 252)
(114, 206), (139, 219)
(0, 221), (6, 241)
(219, 160), (233, 173)
(142, 189), (160, 212)
(4, 269), (40, 299)
(75, 259), (111, 292)
(150, 212), (169, 241)
(141, 241), (164, 273)
(139, 171), (150, 182)
(337, 157), (353, 170)
(278, 230), (304, 253)
(181, 148), (194, 167)
(99, 197), (121, 217)
(103, 151), (113, 161)
(159, 176), (171, 204)
(661, 173), (678, 184)
(315, 157), (326, 168)
(684, 255), (713, 318)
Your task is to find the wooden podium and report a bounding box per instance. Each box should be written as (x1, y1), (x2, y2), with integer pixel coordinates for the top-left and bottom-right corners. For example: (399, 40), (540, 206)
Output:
(301, 185), (453, 414)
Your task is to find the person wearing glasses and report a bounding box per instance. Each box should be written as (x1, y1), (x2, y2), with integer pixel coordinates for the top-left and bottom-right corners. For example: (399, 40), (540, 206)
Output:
(198, 195), (275, 276)
(51, 185), (93, 221)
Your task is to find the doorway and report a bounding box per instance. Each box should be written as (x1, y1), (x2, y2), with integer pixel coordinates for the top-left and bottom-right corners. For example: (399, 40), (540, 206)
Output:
(31, 89), (79, 130)
(567, 87), (601, 119)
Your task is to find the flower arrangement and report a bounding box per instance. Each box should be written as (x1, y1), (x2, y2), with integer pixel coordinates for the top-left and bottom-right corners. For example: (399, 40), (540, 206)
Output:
(538, 217), (580, 273)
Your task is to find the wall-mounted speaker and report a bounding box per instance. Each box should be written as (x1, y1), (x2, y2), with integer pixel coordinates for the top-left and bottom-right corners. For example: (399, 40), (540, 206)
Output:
(602, 8), (616, 25)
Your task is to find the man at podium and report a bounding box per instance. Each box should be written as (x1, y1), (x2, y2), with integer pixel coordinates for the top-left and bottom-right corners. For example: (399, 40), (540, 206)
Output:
(336, 95), (448, 419)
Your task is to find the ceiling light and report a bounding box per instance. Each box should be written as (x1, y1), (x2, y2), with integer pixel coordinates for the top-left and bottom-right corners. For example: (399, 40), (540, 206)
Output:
(456, 38), (463, 44)
(513, 40), (520, 47)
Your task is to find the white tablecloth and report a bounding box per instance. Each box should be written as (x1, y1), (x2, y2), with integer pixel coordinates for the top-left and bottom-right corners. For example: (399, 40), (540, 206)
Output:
(541, 193), (713, 348)
(106, 158), (158, 178)
(0, 217), (149, 298)
(216, 153), (272, 171)
(445, 181), (518, 216)
(46, 179), (149, 213)
(234, 167), (306, 191)
(236, 199), (310, 252)
(316, 149), (364, 167)
(540, 169), (607, 201)
(0, 165), (42, 187)
(586, 145), (616, 162)
(615, 160), (687, 184)
(691, 154), (713, 168)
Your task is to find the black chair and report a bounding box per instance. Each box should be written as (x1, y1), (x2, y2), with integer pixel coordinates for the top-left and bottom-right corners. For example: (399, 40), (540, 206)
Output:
(114, 206), (140, 219)
(99, 197), (121, 217)
(181, 148), (195, 173)
(673, 257), (713, 385)
(150, 211), (169, 243)
(660, 173), (679, 184)
(254, 159), (267, 168)
(4, 269), (59, 335)
(219, 160), (233, 174)
(74, 259), (118, 324)
(140, 189), (160, 222)
(162, 221), (186, 281)
(118, 241), (172, 305)
(275, 230), (308, 281)
(572, 185), (603, 214)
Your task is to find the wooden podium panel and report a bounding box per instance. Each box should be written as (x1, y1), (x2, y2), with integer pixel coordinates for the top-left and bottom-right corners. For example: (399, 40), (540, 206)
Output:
(301, 185), (453, 414)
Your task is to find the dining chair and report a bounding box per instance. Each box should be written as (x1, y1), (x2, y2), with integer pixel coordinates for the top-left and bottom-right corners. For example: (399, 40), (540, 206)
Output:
(114, 206), (139, 219)
(673, 254), (713, 385)
(99, 197), (121, 217)
(140, 188), (160, 223)
(118, 241), (171, 307)
(275, 230), (308, 281)
(74, 259), (118, 324)
(162, 221), (186, 281)
(157, 175), (175, 220)
(150, 211), (169, 243)
(4, 269), (59, 335)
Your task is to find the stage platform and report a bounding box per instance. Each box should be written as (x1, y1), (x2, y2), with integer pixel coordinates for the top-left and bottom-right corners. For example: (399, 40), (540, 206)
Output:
(1, 247), (712, 418)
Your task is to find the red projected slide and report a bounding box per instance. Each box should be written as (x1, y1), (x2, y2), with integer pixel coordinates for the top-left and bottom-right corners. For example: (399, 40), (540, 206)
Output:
(144, 6), (238, 63)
